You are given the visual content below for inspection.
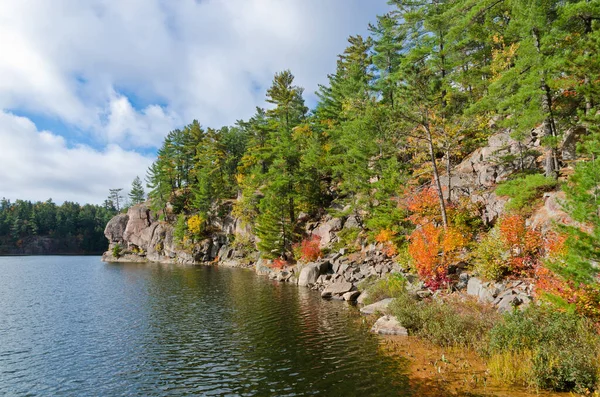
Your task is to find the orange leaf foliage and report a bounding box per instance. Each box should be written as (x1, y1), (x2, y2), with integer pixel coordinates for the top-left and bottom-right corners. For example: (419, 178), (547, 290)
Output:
(299, 235), (322, 262)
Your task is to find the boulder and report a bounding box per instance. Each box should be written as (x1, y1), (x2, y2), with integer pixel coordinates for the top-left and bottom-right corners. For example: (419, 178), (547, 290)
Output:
(311, 216), (344, 247)
(343, 290), (361, 302)
(356, 290), (369, 305)
(123, 204), (152, 248)
(360, 298), (394, 315)
(371, 315), (408, 336)
(104, 214), (129, 243)
(298, 263), (321, 287)
(321, 281), (354, 298)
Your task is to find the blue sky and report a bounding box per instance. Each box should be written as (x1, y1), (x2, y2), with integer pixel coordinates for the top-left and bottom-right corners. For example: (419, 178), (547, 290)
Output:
(0, 0), (390, 204)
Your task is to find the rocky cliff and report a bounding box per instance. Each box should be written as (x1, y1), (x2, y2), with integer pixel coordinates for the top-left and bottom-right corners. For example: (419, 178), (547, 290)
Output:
(102, 203), (251, 266)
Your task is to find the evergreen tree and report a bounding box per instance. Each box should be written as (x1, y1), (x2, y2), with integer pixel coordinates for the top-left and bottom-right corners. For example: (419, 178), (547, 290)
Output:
(129, 176), (145, 205)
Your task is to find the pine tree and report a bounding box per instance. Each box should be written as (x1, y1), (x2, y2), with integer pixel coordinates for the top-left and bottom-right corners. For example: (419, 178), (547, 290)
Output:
(129, 176), (145, 205)
(108, 188), (124, 212)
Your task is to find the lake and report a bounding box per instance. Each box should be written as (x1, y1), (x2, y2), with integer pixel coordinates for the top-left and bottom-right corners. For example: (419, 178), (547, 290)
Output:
(0, 256), (413, 396)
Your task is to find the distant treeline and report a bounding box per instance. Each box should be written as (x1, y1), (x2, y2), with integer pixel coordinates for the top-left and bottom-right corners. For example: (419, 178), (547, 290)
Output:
(0, 198), (117, 254)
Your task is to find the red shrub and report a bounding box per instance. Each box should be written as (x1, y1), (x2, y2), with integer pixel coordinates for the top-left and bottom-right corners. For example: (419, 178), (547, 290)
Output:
(298, 235), (322, 262)
(271, 258), (288, 269)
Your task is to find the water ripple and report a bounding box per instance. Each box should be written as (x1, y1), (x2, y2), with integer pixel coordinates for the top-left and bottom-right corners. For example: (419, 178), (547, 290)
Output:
(0, 257), (411, 396)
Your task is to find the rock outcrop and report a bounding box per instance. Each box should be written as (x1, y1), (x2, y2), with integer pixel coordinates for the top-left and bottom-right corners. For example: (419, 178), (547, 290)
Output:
(102, 203), (235, 265)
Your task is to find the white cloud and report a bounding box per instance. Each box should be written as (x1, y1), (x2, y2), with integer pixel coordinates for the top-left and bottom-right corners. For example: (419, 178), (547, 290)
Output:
(0, 111), (153, 204)
(0, 0), (390, 202)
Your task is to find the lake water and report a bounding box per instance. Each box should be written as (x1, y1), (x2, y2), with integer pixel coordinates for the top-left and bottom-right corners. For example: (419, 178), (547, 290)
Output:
(0, 256), (413, 396)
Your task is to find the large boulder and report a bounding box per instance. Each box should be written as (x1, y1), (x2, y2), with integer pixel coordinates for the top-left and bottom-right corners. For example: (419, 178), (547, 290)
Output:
(123, 204), (152, 248)
(298, 263), (321, 287)
(321, 281), (354, 298)
(311, 216), (344, 247)
(104, 214), (129, 243)
(360, 298), (394, 315)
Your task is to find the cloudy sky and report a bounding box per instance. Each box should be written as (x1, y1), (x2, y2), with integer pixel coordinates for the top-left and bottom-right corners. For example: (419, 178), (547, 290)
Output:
(0, 0), (390, 205)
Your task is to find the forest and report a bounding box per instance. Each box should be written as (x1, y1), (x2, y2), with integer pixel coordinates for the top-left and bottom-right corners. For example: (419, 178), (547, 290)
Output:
(0, 198), (116, 254)
(147, 0), (598, 290)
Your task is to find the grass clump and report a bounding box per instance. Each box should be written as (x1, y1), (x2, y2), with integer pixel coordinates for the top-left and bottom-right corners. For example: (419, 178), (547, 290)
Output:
(495, 173), (557, 213)
(389, 291), (499, 350)
(359, 273), (406, 304)
(488, 305), (600, 393)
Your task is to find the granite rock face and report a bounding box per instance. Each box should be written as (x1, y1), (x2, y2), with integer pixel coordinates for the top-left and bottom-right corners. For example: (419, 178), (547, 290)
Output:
(102, 203), (230, 265)
(104, 214), (129, 244)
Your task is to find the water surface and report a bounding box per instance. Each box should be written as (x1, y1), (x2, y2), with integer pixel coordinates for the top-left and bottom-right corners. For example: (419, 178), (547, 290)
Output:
(0, 256), (412, 396)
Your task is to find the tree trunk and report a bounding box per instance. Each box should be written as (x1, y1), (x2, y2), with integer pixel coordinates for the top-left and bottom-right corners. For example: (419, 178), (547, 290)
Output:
(425, 125), (448, 229)
(533, 27), (558, 179)
(446, 147), (452, 203)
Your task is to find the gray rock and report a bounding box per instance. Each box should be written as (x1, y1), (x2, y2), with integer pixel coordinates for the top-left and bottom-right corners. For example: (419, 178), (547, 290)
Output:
(343, 291), (361, 302)
(298, 263), (320, 287)
(360, 298), (394, 315)
(356, 290), (369, 305)
(104, 214), (129, 243)
(371, 315), (408, 336)
(321, 281), (354, 298)
(416, 290), (432, 299)
(466, 277), (483, 297)
(497, 294), (520, 313)
(456, 272), (470, 290)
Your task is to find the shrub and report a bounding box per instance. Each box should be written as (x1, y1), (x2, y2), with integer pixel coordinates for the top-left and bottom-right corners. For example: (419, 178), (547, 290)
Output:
(389, 291), (498, 350)
(294, 235), (322, 262)
(408, 224), (469, 290)
(375, 229), (398, 257)
(173, 214), (187, 244)
(361, 273), (406, 304)
(112, 243), (122, 258)
(187, 214), (204, 238)
(495, 174), (558, 214)
(333, 227), (360, 252)
(473, 227), (509, 280)
(271, 258), (287, 269)
(488, 305), (600, 393)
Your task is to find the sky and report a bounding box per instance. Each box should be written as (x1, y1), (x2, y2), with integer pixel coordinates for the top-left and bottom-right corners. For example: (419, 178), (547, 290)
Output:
(0, 0), (390, 205)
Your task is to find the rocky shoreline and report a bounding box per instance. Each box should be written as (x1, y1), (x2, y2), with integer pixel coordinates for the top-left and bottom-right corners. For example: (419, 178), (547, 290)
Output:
(102, 202), (535, 337)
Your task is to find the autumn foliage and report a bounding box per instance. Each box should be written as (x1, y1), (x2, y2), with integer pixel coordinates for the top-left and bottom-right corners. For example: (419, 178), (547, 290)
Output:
(271, 258), (288, 269)
(375, 229), (398, 257)
(408, 224), (468, 290)
(295, 235), (322, 262)
(403, 186), (473, 290)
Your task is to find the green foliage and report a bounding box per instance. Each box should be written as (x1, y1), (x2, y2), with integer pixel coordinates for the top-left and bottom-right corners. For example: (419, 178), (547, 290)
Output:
(495, 174), (558, 213)
(112, 243), (122, 258)
(361, 273), (406, 304)
(473, 227), (510, 280)
(173, 214), (187, 245)
(488, 305), (600, 393)
(333, 227), (361, 252)
(0, 198), (116, 253)
(556, 126), (600, 286)
(389, 291), (498, 350)
(128, 176), (145, 205)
